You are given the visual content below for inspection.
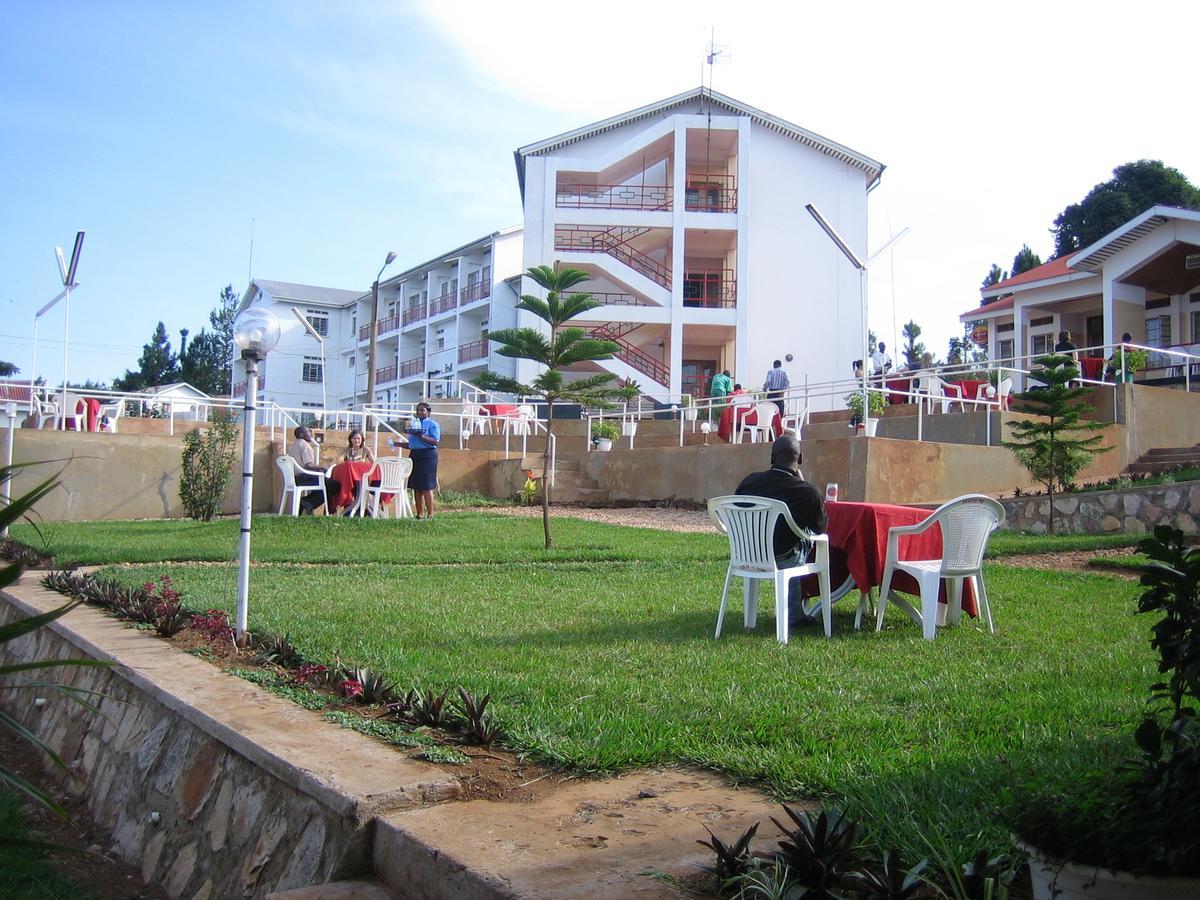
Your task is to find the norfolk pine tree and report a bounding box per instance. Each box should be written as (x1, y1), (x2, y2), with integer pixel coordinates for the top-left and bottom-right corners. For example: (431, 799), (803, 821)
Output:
(475, 263), (636, 549)
(1003, 353), (1110, 533)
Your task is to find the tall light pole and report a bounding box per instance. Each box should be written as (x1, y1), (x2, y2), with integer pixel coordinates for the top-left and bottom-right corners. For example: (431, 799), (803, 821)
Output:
(363, 250), (398, 408)
(805, 205), (909, 436)
(290, 307), (326, 417)
(1, 401), (17, 539)
(232, 306), (281, 643)
(33, 232), (84, 420)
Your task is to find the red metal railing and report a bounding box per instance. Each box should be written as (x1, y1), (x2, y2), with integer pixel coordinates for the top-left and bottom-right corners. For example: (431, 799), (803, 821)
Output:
(399, 357), (424, 379)
(429, 291), (457, 317)
(460, 280), (491, 304)
(554, 225), (672, 290)
(375, 363), (397, 384)
(556, 182), (672, 211)
(377, 312), (400, 335)
(590, 291), (651, 306)
(682, 268), (737, 308)
(685, 173), (738, 212)
(458, 340), (487, 363)
(402, 303), (427, 326)
(589, 324), (669, 386)
(358, 322), (371, 342)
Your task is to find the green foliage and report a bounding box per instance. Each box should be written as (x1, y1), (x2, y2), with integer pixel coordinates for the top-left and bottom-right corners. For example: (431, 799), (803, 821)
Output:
(228, 668), (328, 710)
(590, 419), (621, 442)
(0, 788), (85, 898)
(1002, 353), (1109, 532)
(696, 821), (758, 882)
(1053, 160), (1200, 256)
(413, 744), (470, 765)
(900, 320), (926, 370)
(981, 263), (1007, 289)
(454, 687), (502, 745)
(1010, 243), (1042, 277)
(113, 321), (179, 391)
(476, 262), (636, 549)
(771, 805), (862, 893)
(845, 389), (887, 420)
(178, 414), (238, 521)
(0, 361), (20, 377)
(322, 710), (433, 747)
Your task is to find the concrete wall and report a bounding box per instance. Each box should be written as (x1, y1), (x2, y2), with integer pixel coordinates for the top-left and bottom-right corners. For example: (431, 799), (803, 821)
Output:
(7, 428), (274, 522)
(1117, 384), (1200, 460)
(1002, 481), (1200, 535)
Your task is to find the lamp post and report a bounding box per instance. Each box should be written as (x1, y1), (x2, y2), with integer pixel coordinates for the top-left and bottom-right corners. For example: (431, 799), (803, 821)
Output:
(290, 307), (327, 418)
(1, 401), (17, 539)
(232, 307), (281, 643)
(805, 205), (909, 436)
(363, 250), (398, 408)
(33, 232), (84, 420)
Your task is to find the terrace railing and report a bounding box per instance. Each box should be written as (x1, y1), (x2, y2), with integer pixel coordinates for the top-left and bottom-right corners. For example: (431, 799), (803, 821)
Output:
(556, 182), (671, 211)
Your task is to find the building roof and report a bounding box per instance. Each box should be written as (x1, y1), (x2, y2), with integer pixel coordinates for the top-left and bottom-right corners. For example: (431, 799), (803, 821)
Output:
(1067, 205), (1200, 273)
(241, 279), (364, 313)
(981, 256), (1076, 297)
(143, 382), (212, 398)
(0, 380), (32, 403)
(513, 86), (885, 197)
(960, 294), (1015, 319)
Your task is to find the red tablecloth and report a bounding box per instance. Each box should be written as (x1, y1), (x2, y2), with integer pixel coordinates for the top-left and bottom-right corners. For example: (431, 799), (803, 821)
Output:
(954, 379), (989, 409)
(328, 460), (392, 512)
(801, 501), (977, 616)
(1079, 357), (1104, 380)
(717, 405), (784, 443)
(61, 396), (102, 431)
(84, 397), (101, 431)
(884, 378), (912, 404)
(482, 403), (520, 417)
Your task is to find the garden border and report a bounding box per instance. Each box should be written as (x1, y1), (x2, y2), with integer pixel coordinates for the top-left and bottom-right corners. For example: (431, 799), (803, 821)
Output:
(1002, 480), (1200, 535)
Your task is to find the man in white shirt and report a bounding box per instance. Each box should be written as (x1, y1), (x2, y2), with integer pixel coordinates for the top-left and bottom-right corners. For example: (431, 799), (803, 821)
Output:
(762, 359), (790, 417)
(870, 343), (892, 377)
(287, 426), (324, 514)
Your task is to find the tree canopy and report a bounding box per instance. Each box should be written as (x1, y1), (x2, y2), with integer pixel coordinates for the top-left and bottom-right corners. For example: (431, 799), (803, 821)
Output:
(1052, 160), (1200, 256)
(0, 361), (19, 377)
(114, 322), (178, 392)
(981, 264), (1007, 290)
(900, 320), (926, 369)
(1010, 244), (1042, 277)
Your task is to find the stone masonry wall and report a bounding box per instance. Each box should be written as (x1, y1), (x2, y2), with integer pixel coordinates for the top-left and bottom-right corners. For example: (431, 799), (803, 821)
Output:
(0, 599), (371, 899)
(1002, 481), (1200, 535)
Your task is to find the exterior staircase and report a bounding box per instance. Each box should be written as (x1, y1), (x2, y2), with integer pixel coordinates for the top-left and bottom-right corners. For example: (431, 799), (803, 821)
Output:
(588, 323), (669, 392)
(524, 456), (610, 505)
(1126, 444), (1200, 475)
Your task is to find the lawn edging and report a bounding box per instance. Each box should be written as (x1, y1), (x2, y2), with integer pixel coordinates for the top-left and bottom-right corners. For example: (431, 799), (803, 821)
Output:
(1002, 480), (1200, 535)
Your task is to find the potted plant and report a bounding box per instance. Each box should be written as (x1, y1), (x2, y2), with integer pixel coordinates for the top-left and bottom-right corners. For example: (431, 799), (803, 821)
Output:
(1106, 345), (1149, 383)
(680, 393), (699, 421)
(590, 419), (620, 451)
(844, 390), (886, 436)
(1009, 525), (1200, 899)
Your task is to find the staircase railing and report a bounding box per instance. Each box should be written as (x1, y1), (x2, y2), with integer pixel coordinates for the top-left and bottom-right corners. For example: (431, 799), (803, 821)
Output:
(589, 324), (669, 386)
(554, 225), (672, 290)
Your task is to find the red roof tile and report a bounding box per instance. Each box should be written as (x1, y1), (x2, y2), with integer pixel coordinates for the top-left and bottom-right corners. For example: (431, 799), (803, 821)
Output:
(0, 381), (32, 403)
(983, 256), (1074, 294)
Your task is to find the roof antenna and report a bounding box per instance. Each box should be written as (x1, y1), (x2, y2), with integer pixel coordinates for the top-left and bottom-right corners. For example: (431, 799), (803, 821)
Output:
(703, 29), (730, 196)
(247, 218), (255, 286)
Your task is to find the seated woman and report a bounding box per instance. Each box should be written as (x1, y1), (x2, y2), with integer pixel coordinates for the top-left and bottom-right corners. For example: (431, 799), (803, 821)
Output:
(326, 429), (376, 514)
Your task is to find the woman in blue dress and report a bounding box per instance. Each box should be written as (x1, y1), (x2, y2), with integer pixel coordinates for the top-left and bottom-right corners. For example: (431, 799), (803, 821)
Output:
(406, 402), (440, 519)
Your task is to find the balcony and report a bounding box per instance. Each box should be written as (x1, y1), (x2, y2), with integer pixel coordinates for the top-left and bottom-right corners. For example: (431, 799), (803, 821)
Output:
(399, 356), (424, 379)
(375, 363), (397, 385)
(683, 269), (737, 309)
(429, 291), (457, 317)
(359, 312), (400, 342)
(686, 174), (737, 212)
(460, 267), (492, 304)
(556, 183), (671, 212)
(402, 303), (427, 326)
(458, 340), (488, 364)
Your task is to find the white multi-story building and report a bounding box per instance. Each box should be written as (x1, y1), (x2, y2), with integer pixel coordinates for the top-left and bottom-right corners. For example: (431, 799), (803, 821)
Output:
(516, 86), (884, 398)
(237, 88), (883, 410)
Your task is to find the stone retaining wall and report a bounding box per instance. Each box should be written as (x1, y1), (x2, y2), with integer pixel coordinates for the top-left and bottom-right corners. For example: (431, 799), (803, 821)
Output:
(1002, 481), (1200, 535)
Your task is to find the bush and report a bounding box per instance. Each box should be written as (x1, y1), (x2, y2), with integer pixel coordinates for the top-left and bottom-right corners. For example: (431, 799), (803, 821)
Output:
(179, 415), (238, 521)
(590, 420), (621, 442)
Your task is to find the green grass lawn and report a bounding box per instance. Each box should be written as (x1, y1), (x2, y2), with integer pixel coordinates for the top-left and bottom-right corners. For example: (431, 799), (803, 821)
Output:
(15, 513), (1153, 863)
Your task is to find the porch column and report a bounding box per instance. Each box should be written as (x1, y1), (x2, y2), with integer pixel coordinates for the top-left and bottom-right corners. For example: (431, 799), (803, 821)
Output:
(669, 123), (686, 399)
(1014, 302), (1030, 392)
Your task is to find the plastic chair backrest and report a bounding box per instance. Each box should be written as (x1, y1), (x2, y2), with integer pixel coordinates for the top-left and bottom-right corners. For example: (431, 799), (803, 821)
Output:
(275, 455), (298, 490)
(731, 394), (752, 409)
(997, 377), (1013, 401)
(752, 402), (777, 429)
(929, 494), (1005, 574)
(372, 456), (412, 491)
(707, 495), (788, 574)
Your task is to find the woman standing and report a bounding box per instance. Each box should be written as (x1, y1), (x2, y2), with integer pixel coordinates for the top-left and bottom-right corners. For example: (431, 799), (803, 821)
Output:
(407, 402), (440, 519)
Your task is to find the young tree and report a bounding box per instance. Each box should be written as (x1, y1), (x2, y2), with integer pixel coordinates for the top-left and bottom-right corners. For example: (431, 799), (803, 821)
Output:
(1003, 353), (1110, 533)
(113, 321), (179, 391)
(0, 361), (19, 377)
(1010, 244), (1043, 276)
(981, 264), (1008, 289)
(180, 328), (231, 395)
(1053, 160), (1200, 256)
(900, 320), (926, 369)
(475, 263), (634, 549)
(207, 285), (240, 393)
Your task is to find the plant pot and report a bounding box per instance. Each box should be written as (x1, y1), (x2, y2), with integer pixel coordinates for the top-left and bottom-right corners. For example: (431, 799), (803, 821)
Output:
(854, 420), (879, 437)
(621, 421), (638, 436)
(1022, 844), (1200, 899)
(595, 438), (613, 452)
(683, 408), (698, 422)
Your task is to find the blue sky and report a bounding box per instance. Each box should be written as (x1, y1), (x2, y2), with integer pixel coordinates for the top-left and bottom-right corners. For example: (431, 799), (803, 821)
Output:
(3, 0), (1197, 387)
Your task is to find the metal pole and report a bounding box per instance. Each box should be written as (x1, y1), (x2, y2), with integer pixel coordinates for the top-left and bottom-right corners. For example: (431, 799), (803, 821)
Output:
(365, 280), (379, 406)
(30, 319), (38, 405)
(235, 357), (259, 642)
(1, 403), (15, 538)
(860, 267), (870, 436)
(59, 284), (70, 430)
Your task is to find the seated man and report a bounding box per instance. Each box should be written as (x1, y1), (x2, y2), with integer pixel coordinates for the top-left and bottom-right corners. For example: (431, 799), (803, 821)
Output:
(287, 425), (324, 515)
(735, 434), (828, 627)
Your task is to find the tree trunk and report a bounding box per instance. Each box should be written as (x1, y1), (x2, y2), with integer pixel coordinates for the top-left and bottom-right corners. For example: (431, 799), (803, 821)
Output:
(542, 400), (553, 550)
(1047, 481), (1056, 534)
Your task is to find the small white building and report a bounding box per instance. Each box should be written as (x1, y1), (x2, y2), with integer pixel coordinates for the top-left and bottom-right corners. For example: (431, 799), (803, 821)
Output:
(141, 382), (213, 418)
(517, 86), (884, 399)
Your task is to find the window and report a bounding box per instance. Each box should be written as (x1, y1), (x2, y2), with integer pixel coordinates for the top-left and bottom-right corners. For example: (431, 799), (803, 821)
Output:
(347, 355), (355, 367)
(302, 356), (323, 383)
(683, 271), (722, 307)
(1146, 315), (1172, 348)
(1192, 309), (1200, 343)
(1030, 333), (1053, 356)
(998, 338), (1014, 362)
(304, 309), (329, 336)
(467, 270), (480, 286)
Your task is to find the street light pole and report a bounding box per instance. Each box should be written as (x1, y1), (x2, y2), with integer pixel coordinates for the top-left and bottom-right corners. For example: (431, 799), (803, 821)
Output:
(2, 402), (16, 539)
(363, 250), (398, 408)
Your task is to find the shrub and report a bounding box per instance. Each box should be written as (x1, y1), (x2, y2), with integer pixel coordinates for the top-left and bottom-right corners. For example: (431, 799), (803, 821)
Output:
(590, 420), (621, 443)
(179, 414), (238, 521)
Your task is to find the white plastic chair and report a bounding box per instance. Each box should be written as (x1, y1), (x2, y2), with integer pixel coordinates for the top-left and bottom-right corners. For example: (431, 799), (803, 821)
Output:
(995, 377), (1013, 410)
(874, 494), (1005, 640)
(781, 403), (809, 438)
(919, 375), (963, 414)
(729, 395), (754, 443)
(97, 399), (123, 432)
(707, 495), (833, 642)
(33, 395), (59, 431)
(275, 455), (328, 516)
(464, 403), (492, 435)
(353, 457), (414, 518)
(741, 401), (779, 444)
(505, 404), (535, 436)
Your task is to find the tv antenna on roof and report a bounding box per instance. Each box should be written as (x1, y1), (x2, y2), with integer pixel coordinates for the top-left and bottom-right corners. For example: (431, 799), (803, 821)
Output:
(701, 28), (730, 197)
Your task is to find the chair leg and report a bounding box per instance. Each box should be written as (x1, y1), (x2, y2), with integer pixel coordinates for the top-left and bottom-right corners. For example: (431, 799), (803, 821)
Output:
(974, 574), (995, 633)
(919, 572), (940, 640)
(853, 590), (871, 630)
(818, 566), (833, 638)
(876, 565), (896, 631)
(744, 579), (760, 629)
(948, 578), (964, 626)
(715, 569), (734, 638)
(774, 571), (789, 644)
(278, 489), (288, 515)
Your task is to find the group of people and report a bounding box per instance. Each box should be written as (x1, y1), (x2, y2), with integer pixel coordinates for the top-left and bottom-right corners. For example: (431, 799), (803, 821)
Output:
(286, 402), (442, 519)
(707, 359), (793, 418)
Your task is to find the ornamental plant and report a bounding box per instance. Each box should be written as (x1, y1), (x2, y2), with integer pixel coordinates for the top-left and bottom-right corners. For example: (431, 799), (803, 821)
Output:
(589, 420), (621, 443)
(179, 413), (238, 521)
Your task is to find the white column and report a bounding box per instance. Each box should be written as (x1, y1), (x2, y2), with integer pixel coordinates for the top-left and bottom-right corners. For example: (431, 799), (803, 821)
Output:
(734, 115), (751, 388)
(669, 124), (686, 398)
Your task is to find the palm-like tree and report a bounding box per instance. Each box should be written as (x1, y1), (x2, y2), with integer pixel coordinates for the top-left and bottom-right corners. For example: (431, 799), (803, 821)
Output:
(477, 264), (635, 549)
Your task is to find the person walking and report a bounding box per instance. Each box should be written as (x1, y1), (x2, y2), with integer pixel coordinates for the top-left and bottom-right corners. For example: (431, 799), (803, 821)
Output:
(406, 402), (441, 519)
(762, 359), (790, 418)
(709, 369), (732, 418)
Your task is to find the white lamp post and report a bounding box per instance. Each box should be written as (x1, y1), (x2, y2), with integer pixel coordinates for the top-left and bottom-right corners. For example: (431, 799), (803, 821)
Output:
(805, 205), (909, 436)
(1, 401), (17, 539)
(232, 307), (281, 642)
(364, 250), (398, 407)
(290, 307), (326, 417)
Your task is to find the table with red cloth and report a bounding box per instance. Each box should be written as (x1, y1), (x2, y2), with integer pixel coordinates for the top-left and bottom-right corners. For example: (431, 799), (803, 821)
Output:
(1079, 356), (1104, 381)
(953, 379), (991, 410)
(884, 377), (912, 404)
(327, 460), (393, 512)
(61, 396), (102, 431)
(717, 404), (784, 443)
(800, 501), (977, 617)
(481, 403), (520, 417)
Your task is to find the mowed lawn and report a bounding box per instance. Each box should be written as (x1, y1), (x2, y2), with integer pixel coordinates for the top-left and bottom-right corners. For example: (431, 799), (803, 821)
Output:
(16, 513), (1151, 857)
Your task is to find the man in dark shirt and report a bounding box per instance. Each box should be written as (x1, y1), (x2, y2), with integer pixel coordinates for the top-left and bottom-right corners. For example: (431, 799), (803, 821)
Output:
(735, 434), (828, 625)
